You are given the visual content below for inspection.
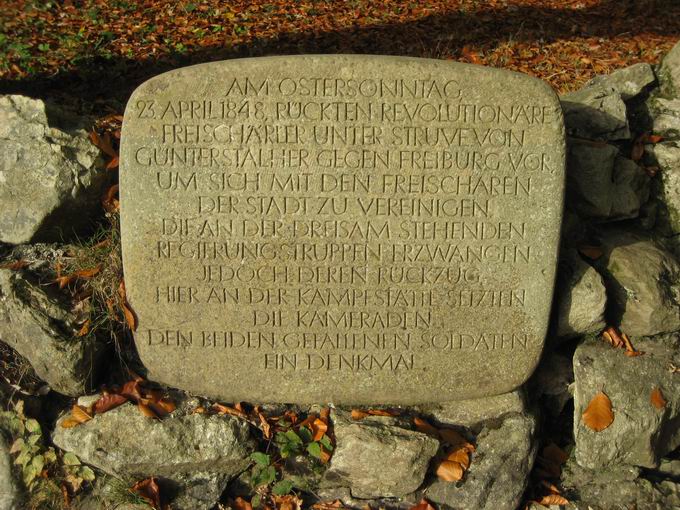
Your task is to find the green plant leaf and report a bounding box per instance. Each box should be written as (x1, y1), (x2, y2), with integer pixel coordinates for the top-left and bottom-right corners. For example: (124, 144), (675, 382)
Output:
(63, 452), (81, 466)
(43, 448), (57, 464)
(14, 449), (31, 467)
(28, 433), (41, 446)
(298, 427), (312, 443)
(307, 442), (322, 459)
(9, 437), (24, 454)
(31, 454), (44, 474)
(252, 465), (276, 487)
(23, 463), (39, 487)
(252, 494), (262, 508)
(284, 430), (302, 444)
(25, 418), (40, 434)
(319, 435), (334, 451)
(250, 452), (270, 466)
(272, 479), (295, 496)
(79, 466), (96, 481)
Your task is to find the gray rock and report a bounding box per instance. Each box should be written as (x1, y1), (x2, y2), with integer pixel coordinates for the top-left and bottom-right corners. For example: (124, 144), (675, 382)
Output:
(596, 231), (680, 336)
(650, 141), (680, 235)
(573, 336), (680, 470)
(425, 412), (537, 510)
(0, 434), (21, 510)
(0, 268), (103, 396)
(322, 411), (439, 499)
(649, 97), (680, 137)
(659, 40), (680, 97)
(566, 142), (650, 220)
(0, 95), (109, 245)
(561, 84), (630, 140)
(418, 389), (526, 429)
(554, 249), (607, 339)
(562, 458), (680, 510)
(52, 402), (255, 510)
(587, 63), (656, 101)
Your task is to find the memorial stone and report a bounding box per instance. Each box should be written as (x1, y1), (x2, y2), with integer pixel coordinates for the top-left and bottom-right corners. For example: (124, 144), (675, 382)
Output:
(120, 55), (565, 404)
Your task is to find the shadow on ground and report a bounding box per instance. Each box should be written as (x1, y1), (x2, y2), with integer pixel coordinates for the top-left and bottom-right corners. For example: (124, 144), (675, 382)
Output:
(1, 0), (679, 112)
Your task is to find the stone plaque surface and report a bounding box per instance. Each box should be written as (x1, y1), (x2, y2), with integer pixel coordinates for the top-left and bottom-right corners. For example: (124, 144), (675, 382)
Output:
(120, 55), (565, 404)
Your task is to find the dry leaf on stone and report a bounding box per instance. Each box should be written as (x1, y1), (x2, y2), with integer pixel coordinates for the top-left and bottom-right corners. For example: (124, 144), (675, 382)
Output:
(582, 391), (614, 432)
(651, 387), (667, 410)
(61, 405), (93, 428)
(312, 501), (346, 510)
(446, 447), (471, 470)
(92, 393), (127, 414)
(409, 499), (436, 510)
(213, 403), (248, 419)
(413, 417), (439, 436)
(439, 428), (475, 452)
(536, 493), (570, 505)
(350, 408), (400, 420)
(436, 459), (464, 482)
(131, 477), (168, 510)
(137, 401), (159, 419)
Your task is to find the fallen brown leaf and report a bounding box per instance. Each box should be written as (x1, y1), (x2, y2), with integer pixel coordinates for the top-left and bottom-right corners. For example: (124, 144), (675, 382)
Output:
(92, 393), (128, 414)
(651, 387), (667, 410)
(409, 499), (436, 510)
(75, 319), (91, 337)
(131, 477), (165, 510)
(536, 493), (569, 505)
(582, 391), (614, 432)
(413, 416), (439, 436)
(213, 403), (248, 419)
(138, 401), (159, 419)
(446, 447), (470, 470)
(436, 459), (464, 482)
(61, 405), (93, 428)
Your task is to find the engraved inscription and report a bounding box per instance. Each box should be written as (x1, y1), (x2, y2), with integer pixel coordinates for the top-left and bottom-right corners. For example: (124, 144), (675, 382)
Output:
(120, 56), (565, 404)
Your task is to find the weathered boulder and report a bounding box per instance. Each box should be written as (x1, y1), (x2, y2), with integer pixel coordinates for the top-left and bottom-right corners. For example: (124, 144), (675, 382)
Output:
(0, 434), (21, 510)
(566, 142), (649, 220)
(52, 402), (255, 510)
(418, 389), (526, 429)
(649, 141), (680, 236)
(595, 231), (680, 336)
(587, 63), (656, 101)
(322, 411), (438, 499)
(425, 412), (537, 510)
(649, 97), (680, 136)
(0, 95), (108, 245)
(0, 268), (102, 396)
(561, 84), (630, 140)
(573, 336), (680, 470)
(561, 458), (680, 510)
(553, 249), (607, 339)
(659, 40), (680, 97)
